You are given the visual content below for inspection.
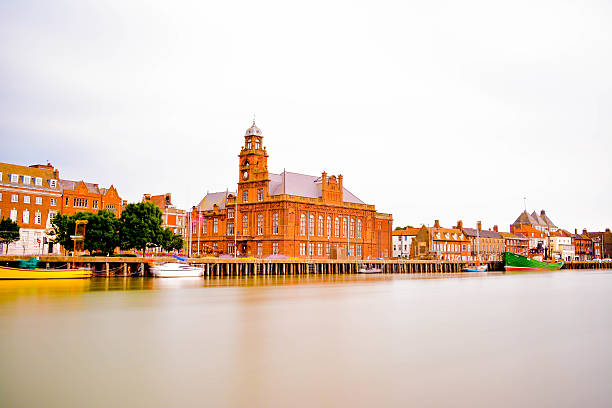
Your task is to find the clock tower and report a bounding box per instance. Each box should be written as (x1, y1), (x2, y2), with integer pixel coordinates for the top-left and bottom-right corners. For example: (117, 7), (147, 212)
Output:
(238, 120), (269, 203)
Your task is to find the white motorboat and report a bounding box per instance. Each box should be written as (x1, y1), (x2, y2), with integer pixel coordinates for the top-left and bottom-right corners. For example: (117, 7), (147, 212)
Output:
(150, 262), (204, 277)
(357, 265), (382, 274)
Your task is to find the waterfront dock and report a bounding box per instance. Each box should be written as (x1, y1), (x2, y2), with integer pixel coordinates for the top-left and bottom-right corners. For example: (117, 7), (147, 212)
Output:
(0, 256), (608, 276)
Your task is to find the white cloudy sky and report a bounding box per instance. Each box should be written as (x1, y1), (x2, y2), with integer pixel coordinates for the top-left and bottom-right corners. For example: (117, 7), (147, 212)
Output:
(1, 0), (611, 231)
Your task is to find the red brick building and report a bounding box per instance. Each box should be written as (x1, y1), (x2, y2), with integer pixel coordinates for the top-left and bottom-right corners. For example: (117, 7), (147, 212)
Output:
(498, 232), (529, 256)
(60, 180), (124, 217)
(572, 229), (593, 261)
(188, 121), (392, 259)
(142, 193), (187, 240)
(0, 162), (62, 254)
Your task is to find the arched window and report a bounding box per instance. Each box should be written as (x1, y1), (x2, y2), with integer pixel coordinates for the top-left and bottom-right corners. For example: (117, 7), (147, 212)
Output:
(318, 215), (323, 236)
(309, 214), (315, 236)
(23, 209), (29, 224)
(357, 219), (362, 238)
(342, 217), (347, 237)
(272, 213), (279, 235)
(257, 214), (264, 235)
(300, 214), (306, 235)
(350, 218), (355, 238)
(242, 214), (248, 235)
(326, 216), (332, 237)
(334, 217), (340, 237)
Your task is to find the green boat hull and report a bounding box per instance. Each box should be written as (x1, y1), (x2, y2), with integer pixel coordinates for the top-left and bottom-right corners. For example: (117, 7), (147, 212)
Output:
(504, 252), (563, 271)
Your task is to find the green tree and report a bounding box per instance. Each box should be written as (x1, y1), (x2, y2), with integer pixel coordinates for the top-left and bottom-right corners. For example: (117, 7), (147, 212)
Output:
(119, 202), (164, 254)
(49, 211), (120, 255)
(0, 218), (20, 254)
(49, 213), (75, 251)
(159, 228), (184, 252)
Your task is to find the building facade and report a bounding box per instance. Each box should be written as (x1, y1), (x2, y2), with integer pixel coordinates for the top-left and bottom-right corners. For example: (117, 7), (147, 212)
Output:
(586, 229), (612, 259)
(60, 180), (124, 217)
(498, 232), (529, 256)
(142, 193), (187, 239)
(458, 221), (504, 261)
(549, 230), (575, 261)
(392, 227), (419, 258)
(0, 162), (62, 254)
(188, 122), (392, 259)
(572, 229), (593, 261)
(411, 220), (471, 260)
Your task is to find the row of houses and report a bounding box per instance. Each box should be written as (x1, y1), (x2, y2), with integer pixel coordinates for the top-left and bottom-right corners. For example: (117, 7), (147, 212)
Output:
(393, 210), (612, 261)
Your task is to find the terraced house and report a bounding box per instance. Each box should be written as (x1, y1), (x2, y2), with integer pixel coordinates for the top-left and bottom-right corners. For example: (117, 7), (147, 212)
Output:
(188, 121), (392, 259)
(458, 221), (504, 261)
(0, 162), (62, 254)
(411, 220), (471, 260)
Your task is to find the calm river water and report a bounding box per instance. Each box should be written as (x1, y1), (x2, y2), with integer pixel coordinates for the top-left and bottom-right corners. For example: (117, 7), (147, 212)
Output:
(1, 270), (612, 408)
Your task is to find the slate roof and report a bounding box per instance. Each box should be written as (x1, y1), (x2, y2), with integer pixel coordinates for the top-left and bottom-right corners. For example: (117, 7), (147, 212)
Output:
(268, 171), (364, 204)
(197, 191), (235, 211)
(463, 228), (503, 239)
(512, 210), (556, 228)
(512, 211), (539, 226)
(60, 179), (100, 194)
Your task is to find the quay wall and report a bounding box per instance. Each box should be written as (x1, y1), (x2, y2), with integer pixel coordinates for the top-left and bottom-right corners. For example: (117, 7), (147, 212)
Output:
(1, 256), (608, 276)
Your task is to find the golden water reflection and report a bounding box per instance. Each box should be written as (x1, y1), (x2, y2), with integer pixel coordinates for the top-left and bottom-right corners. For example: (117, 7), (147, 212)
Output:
(1, 270), (611, 408)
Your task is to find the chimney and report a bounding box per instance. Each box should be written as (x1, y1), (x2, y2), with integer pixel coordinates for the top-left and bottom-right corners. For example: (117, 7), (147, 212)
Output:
(457, 220), (463, 229)
(493, 225), (498, 232)
(541, 210), (546, 216)
(322, 171), (327, 187)
(606, 228), (611, 233)
(53, 169), (60, 179)
(338, 174), (343, 190)
(574, 228), (577, 234)
(477, 221), (482, 231)
(583, 228), (588, 235)
(434, 220), (440, 228)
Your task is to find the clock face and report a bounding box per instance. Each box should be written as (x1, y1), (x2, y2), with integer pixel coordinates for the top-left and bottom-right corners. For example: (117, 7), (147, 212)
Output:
(243, 171), (248, 180)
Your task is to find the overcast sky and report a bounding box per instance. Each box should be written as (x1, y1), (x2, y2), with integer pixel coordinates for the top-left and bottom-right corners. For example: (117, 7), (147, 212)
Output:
(1, 0), (611, 231)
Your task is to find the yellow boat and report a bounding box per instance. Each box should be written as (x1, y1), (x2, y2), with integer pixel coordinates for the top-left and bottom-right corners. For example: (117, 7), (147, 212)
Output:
(0, 265), (93, 279)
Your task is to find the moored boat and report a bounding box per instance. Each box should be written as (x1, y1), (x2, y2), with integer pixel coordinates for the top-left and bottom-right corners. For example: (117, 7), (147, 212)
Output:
(150, 262), (204, 277)
(504, 251), (563, 271)
(463, 264), (488, 272)
(0, 265), (93, 279)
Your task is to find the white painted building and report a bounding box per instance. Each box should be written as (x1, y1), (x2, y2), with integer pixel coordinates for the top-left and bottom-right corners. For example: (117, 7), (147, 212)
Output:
(392, 228), (419, 258)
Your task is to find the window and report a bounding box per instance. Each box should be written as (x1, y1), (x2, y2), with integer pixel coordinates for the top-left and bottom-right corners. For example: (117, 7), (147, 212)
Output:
(257, 188), (263, 201)
(192, 222), (197, 234)
(300, 214), (306, 235)
(326, 243), (330, 256)
(349, 244), (354, 256)
(318, 216), (323, 236)
(202, 219), (207, 234)
(350, 218), (355, 238)
(34, 211), (41, 225)
(243, 190), (248, 203)
(357, 219), (362, 238)
(334, 217), (340, 237)
(92, 200), (98, 209)
(0, 193), (2, 201)
(35, 177), (42, 186)
(318, 243), (323, 256)
(73, 198), (88, 208)
(257, 243), (263, 257)
(23, 209), (29, 224)
(11, 174), (18, 183)
(357, 245), (361, 257)
(228, 243), (235, 254)
(12, 194), (18, 203)
(272, 242), (279, 255)
(227, 208), (234, 219)
(300, 242), (306, 256)
(35, 197), (42, 205)
(213, 218), (218, 234)
(47, 210), (57, 227)
(309, 243), (314, 256)
(247, 141), (252, 149)
(49, 180), (57, 188)
(272, 213), (279, 234)
(0, 172), (2, 182)
(65, 197), (70, 206)
(255, 141), (260, 149)
(10, 209), (17, 221)
(342, 217), (347, 237)
(242, 215), (249, 235)
(309, 214), (314, 236)
(227, 222), (234, 235)
(326, 216), (331, 237)
(257, 214), (263, 235)
(24, 196), (30, 204)
(23, 175), (31, 185)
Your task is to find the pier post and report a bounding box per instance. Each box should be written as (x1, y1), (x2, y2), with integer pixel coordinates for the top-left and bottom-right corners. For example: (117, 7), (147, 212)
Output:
(105, 262), (109, 277)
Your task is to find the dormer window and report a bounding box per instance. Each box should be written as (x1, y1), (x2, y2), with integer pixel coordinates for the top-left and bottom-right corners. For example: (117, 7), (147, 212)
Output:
(11, 174), (18, 183)
(35, 177), (42, 186)
(49, 180), (57, 188)
(23, 175), (31, 185)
